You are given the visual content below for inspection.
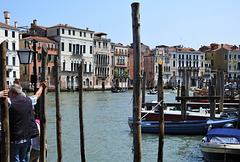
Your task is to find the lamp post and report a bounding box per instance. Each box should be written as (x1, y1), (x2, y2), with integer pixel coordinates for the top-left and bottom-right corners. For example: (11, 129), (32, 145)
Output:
(17, 39), (38, 108)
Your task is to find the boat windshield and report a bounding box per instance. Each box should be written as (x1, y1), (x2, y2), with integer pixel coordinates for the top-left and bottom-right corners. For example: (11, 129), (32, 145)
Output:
(209, 137), (239, 144)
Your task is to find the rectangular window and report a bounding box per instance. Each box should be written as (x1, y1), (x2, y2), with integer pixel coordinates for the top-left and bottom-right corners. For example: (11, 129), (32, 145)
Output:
(73, 44), (75, 54)
(57, 29), (59, 35)
(61, 42), (64, 51)
(90, 46), (92, 54)
(12, 57), (15, 66)
(80, 45), (82, 54)
(12, 31), (15, 38)
(80, 31), (82, 37)
(7, 71), (9, 77)
(38, 66), (41, 74)
(84, 32), (86, 37)
(62, 29), (64, 34)
(73, 30), (75, 35)
(69, 43), (72, 52)
(83, 45), (86, 53)
(5, 30), (8, 37)
(48, 54), (51, 62)
(76, 44), (79, 54)
(13, 71), (16, 78)
(90, 33), (93, 38)
(38, 54), (41, 61)
(68, 30), (71, 35)
(48, 67), (51, 74)
(6, 56), (8, 65)
(6, 42), (8, 49)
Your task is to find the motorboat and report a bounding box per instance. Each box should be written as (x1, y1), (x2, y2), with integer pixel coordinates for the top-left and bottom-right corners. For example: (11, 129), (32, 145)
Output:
(128, 117), (238, 135)
(200, 128), (240, 161)
(147, 89), (158, 95)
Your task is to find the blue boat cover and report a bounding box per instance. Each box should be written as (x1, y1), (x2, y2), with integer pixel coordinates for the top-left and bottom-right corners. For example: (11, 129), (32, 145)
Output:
(207, 128), (240, 141)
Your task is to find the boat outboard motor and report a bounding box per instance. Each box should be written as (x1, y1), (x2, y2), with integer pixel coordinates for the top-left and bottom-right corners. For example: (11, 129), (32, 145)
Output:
(223, 123), (234, 128)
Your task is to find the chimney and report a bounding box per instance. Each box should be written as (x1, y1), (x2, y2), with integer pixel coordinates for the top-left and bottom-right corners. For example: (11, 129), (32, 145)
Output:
(4, 11), (10, 25)
(33, 19), (37, 26)
(86, 27), (89, 31)
(221, 44), (223, 48)
(14, 21), (17, 28)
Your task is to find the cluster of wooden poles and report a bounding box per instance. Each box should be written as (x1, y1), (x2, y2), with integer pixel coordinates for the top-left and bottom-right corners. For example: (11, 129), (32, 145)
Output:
(0, 41), (86, 162)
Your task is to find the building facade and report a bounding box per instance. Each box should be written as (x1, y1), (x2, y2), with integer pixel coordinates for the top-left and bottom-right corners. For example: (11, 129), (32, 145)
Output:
(19, 36), (58, 89)
(169, 47), (205, 87)
(114, 43), (128, 88)
(47, 24), (94, 90)
(93, 32), (113, 89)
(0, 11), (20, 87)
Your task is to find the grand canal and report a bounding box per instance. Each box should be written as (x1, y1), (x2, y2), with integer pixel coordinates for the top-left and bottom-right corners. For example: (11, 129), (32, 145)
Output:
(44, 90), (204, 162)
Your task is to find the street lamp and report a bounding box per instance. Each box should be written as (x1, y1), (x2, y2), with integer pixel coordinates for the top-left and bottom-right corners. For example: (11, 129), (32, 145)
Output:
(17, 48), (33, 64)
(17, 39), (38, 105)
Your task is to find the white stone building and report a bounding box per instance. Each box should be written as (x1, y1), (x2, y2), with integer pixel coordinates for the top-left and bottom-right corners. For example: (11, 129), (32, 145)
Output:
(0, 11), (20, 87)
(169, 47), (205, 87)
(46, 24), (94, 89)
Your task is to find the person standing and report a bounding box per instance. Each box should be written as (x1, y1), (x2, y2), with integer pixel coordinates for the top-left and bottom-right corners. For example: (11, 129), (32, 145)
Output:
(8, 82), (46, 162)
(30, 117), (40, 162)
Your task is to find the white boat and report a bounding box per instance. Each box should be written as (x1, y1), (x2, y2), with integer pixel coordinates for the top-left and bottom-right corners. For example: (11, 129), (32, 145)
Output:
(200, 128), (240, 161)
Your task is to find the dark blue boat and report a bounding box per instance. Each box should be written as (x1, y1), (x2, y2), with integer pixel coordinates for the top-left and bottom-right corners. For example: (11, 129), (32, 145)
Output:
(128, 117), (238, 134)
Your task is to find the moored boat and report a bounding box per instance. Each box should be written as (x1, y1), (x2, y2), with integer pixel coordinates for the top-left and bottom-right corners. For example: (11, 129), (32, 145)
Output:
(128, 117), (238, 134)
(200, 128), (240, 161)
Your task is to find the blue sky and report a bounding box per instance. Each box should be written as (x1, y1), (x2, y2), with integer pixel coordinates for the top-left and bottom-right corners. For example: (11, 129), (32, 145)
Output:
(1, 0), (240, 50)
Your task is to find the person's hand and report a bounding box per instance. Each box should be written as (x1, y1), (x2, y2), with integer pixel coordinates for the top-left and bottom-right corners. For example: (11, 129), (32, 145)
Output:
(40, 81), (47, 89)
(0, 90), (8, 98)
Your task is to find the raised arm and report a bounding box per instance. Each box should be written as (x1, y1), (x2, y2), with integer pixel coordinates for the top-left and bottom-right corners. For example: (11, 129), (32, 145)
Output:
(35, 81), (47, 99)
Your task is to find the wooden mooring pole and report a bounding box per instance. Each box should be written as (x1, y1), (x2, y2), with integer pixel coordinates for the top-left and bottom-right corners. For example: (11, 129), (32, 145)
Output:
(157, 60), (164, 162)
(0, 41), (10, 162)
(181, 85), (187, 121)
(40, 44), (48, 162)
(131, 2), (142, 162)
(54, 56), (63, 162)
(79, 60), (86, 162)
(209, 85), (216, 120)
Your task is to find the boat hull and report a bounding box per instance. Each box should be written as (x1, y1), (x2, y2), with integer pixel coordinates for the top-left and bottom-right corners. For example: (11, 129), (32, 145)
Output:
(201, 143), (240, 161)
(128, 117), (238, 135)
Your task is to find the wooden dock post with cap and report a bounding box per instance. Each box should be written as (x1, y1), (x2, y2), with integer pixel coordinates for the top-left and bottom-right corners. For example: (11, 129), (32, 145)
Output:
(131, 2), (142, 162)
(0, 41), (10, 162)
(54, 56), (63, 162)
(157, 59), (164, 162)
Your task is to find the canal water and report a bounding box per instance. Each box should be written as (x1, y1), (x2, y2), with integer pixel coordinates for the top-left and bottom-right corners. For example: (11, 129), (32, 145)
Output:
(45, 89), (204, 162)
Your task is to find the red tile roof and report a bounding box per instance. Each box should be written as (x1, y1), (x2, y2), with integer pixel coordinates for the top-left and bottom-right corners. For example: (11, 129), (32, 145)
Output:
(23, 36), (58, 43)
(0, 22), (17, 29)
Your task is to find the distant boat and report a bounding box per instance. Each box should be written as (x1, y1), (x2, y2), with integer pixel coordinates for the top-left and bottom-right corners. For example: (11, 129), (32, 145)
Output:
(200, 128), (240, 161)
(147, 89), (158, 95)
(111, 88), (127, 93)
(128, 117), (238, 134)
